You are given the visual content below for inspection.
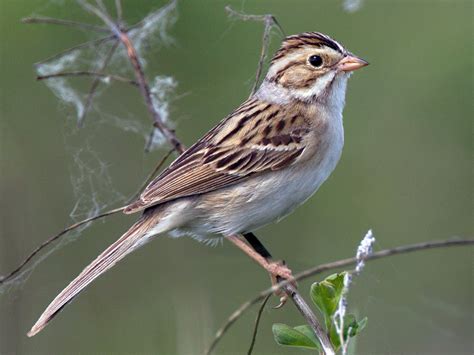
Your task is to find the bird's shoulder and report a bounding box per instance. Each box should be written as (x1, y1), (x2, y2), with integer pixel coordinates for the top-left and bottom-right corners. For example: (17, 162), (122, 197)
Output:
(124, 97), (316, 214)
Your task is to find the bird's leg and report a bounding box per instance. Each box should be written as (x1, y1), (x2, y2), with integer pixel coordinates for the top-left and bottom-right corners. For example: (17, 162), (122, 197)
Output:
(228, 233), (296, 307)
(243, 232), (273, 259)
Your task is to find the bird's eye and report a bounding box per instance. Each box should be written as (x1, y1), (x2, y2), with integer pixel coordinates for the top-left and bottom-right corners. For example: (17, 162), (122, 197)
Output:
(308, 55), (323, 68)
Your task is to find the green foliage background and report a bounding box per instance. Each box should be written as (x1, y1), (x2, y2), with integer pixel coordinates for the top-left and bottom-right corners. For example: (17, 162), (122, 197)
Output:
(0, 0), (472, 354)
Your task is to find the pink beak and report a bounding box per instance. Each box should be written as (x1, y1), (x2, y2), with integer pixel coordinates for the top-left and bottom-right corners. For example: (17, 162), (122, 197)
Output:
(338, 55), (369, 72)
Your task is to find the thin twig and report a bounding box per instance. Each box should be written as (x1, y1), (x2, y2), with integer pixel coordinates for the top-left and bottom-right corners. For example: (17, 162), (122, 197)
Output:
(21, 16), (110, 33)
(5, 2), (182, 286)
(78, 0), (185, 154)
(205, 237), (474, 354)
(27, 18), (142, 67)
(25, 4), (167, 67)
(225, 6), (285, 96)
(0, 146), (174, 285)
(36, 71), (138, 86)
(126, 148), (174, 204)
(33, 34), (117, 67)
(79, 40), (120, 127)
(0, 207), (125, 284)
(115, 0), (123, 24)
(144, 128), (157, 153)
(95, 0), (108, 14)
(247, 293), (271, 355)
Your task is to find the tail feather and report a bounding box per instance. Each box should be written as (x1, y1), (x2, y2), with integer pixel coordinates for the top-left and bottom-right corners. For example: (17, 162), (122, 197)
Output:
(27, 213), (160, 337)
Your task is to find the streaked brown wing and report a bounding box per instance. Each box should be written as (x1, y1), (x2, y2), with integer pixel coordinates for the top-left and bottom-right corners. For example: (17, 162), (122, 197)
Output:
(124, 99), (309, 214)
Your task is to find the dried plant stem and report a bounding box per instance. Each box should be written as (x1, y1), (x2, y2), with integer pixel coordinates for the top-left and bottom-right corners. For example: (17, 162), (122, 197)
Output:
(34, 34), (117, 67)
(225, 6), (285, 96)
(289, 284), (335, 355)
(36, 71), (137, 85)
(79, 40), (120, 127)
(126, 148), (174, 204)
(21, 16), (110, 33)
(247, 293), (271, 355)
(0, 146), (174, 285)
(78, 0), (185, 154)
(27, 18), (144, 67)
(0, 207), (125, 284)
(115, 0), (123, 24)
(205, 237), (474, 354)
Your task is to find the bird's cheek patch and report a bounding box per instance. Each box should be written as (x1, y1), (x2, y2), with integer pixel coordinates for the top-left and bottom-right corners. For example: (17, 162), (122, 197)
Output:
(280, 67), (320, 89)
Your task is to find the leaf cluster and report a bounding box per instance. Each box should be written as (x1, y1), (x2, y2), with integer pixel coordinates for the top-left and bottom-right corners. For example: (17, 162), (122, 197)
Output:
(272, 272), (367, 353)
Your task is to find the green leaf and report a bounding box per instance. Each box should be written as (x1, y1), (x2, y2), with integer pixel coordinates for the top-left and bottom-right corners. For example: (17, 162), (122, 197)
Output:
(310, 272), (346, 328)
(272, 323), (319, 349)
(293, 325), (321, 351)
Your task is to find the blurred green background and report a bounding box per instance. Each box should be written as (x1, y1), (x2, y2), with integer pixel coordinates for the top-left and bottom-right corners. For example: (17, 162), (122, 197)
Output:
(0, 0), (472, 354)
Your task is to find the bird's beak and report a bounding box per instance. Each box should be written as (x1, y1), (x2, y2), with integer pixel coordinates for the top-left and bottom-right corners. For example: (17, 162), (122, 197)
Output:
(338, 55), (369, 72)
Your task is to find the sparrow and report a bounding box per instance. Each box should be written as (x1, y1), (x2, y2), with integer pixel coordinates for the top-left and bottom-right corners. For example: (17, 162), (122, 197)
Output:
(28, 32), (368, 336)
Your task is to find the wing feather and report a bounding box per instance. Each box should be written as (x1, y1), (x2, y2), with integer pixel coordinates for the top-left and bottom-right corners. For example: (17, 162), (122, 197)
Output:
(124, 100), (310, 214)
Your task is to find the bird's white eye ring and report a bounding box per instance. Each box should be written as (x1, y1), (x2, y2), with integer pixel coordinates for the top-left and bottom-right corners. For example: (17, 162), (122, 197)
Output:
(308, 55), (323, 68)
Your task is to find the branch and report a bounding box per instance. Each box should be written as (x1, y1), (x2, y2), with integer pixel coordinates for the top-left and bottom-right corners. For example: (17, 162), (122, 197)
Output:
(79, 40), (120, 127)
(0, 207), (125, 284)
(126, 148), (174, 203)
(21, 16), (110, 33)
(225, 6), (285, 96)
(78, 0), (185, 154)
(36, 70), (138, 86)
(287, 284), (335, 354)
(26, 15), (144, 67)
(205, 237), (474, 354)
(0, 148), (174, 285)
(247, 293), (271, 355)
(3, 0), (182, 287)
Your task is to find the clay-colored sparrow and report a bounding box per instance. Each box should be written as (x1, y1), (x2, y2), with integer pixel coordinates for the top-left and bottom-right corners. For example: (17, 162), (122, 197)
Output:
(28, 32), (368, 336)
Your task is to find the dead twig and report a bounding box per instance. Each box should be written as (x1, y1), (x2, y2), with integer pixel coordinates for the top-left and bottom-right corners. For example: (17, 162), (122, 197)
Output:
(115, 0), (123, 25)
(126, 148), (174, 204)
(78, 0), (185, 154)
(205, 237), (474, 354)
(225, 6), (285, 96)
(0, 207), (125, 284)
(247, 293), (271, 355)
(79, 40), (120, 127)
(21, 16), (110, 33)
(0, 146), (173, 285)
(36, 70), (138, 86)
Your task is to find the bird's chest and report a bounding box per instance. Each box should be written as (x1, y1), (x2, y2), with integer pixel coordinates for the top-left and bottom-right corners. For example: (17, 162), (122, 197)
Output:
(282, 113), (344, 205)
(239, 113), (344, 230)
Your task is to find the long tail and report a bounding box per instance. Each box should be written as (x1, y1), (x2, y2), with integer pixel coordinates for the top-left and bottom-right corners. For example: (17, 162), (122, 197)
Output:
(27, 211), (161, 337)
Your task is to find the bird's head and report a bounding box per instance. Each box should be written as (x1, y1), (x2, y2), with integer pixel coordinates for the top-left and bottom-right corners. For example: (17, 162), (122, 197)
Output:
(262, 32), (368, 103)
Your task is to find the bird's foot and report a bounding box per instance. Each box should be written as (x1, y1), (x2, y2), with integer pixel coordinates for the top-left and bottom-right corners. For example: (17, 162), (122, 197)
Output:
(266, 260), (297, 308)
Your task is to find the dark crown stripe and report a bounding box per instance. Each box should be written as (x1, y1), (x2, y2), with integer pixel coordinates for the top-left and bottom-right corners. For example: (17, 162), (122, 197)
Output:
(271, 32), (344, 63)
